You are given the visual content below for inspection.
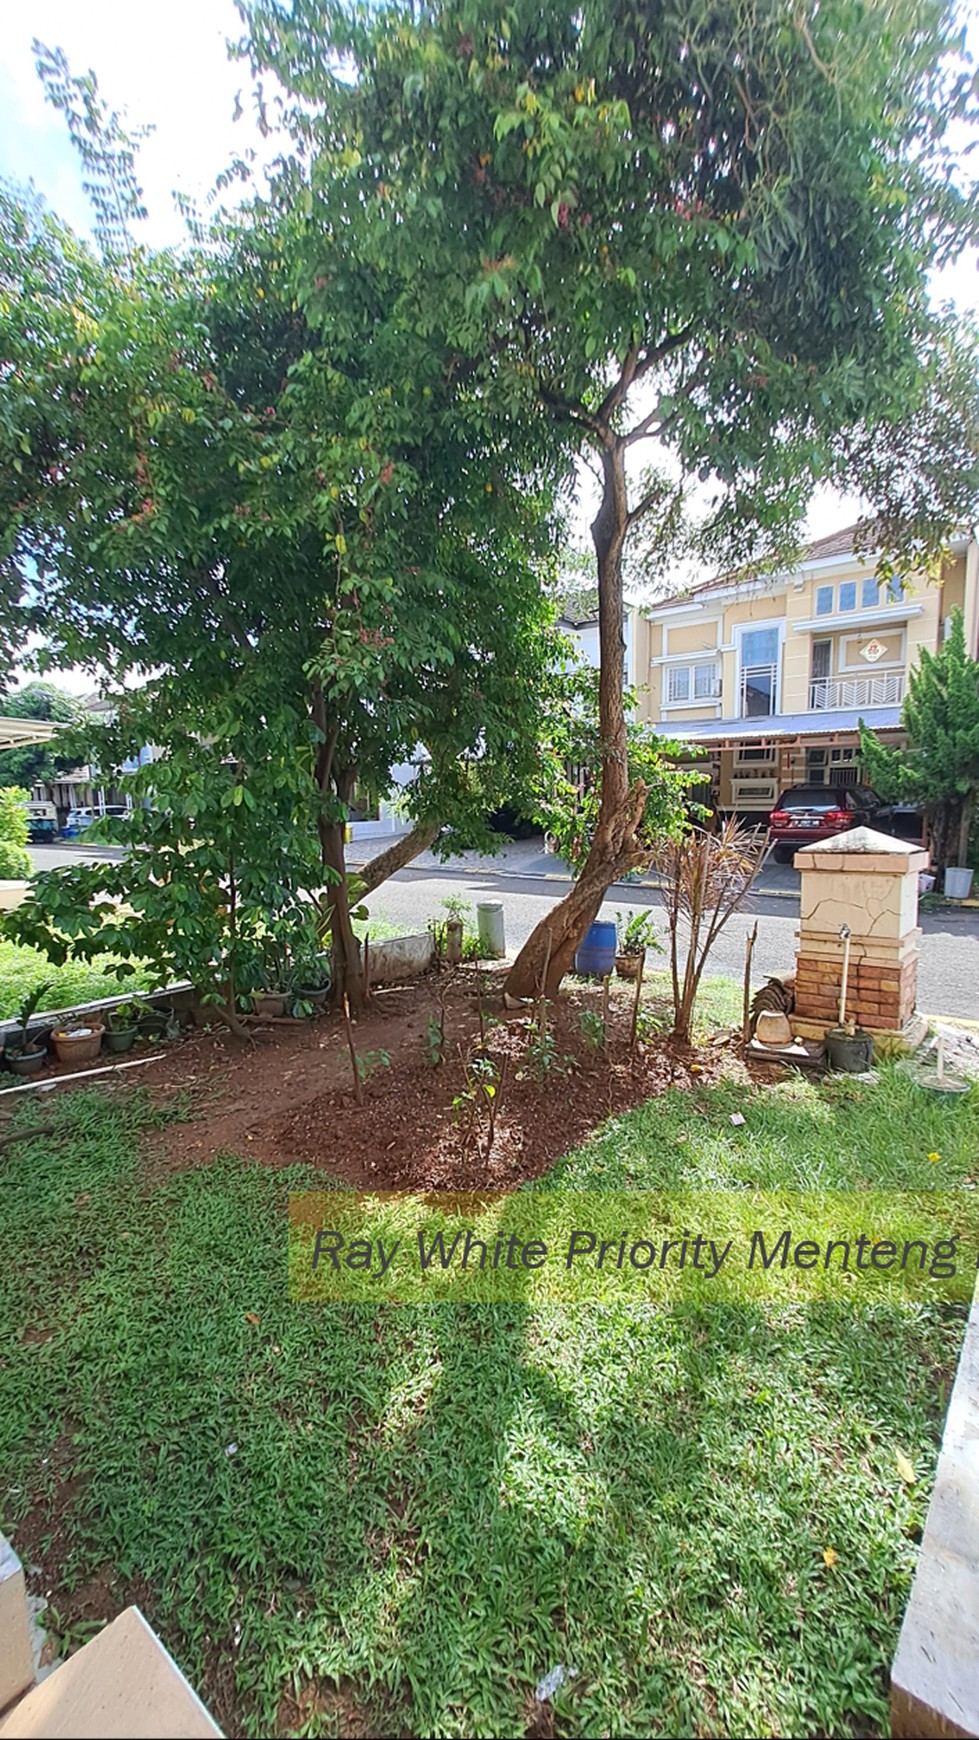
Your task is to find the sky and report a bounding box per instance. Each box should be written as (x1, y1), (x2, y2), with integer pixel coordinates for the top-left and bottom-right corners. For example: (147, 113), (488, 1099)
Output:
(1, 0), (978, 681)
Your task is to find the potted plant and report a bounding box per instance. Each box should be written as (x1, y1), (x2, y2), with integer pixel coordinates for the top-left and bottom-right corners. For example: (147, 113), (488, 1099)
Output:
(292, 952), (331, 1012)
(51, 1013), (105, 1066)
(104, 1000), (140, 1055)
(615, 910), (659, 978)
(250, 937), (293, 1018)
(5, 982), (54, 1076)
(134, 999), (180, 1039)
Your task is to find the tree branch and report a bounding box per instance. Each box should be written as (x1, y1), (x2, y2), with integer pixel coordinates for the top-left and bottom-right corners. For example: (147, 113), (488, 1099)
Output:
(356, 819), (440, 895)
(537, 384), (602, 436)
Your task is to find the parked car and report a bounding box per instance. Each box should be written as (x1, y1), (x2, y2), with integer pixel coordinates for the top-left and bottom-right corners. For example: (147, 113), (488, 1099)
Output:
(768, 784), (884, 860)
(23, 800), (59, 843)
(62, 806), (95, 838)
(62, 805), (130, 839)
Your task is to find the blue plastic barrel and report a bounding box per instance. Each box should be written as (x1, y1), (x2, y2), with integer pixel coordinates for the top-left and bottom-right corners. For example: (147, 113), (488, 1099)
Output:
(574, 920), (617, 977)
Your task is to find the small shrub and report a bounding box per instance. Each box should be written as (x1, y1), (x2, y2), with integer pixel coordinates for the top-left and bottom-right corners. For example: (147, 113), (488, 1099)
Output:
(0, 840), (32, 880)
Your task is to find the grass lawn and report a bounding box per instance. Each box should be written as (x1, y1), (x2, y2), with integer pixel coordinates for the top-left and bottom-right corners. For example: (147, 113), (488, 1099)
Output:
(0, 1061), (974, 1738)
(0, 938), (156, 1021)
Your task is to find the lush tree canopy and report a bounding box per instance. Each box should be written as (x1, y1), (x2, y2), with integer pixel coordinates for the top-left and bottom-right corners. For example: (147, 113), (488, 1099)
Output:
(0, 681), (85, 790)
(240, 0), (979, 993)
(0, 149), (566, 1008)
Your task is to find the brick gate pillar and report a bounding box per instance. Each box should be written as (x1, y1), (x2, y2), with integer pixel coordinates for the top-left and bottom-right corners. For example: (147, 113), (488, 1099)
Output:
(792, 827), (929, 1050)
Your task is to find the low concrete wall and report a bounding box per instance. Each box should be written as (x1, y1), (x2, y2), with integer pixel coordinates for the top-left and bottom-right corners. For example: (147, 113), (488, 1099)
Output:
(0, 983), (193, 1047)
(891, 1291), (979, 1738)
(0, 881), (30, 911)
(363, 933), (434, 985)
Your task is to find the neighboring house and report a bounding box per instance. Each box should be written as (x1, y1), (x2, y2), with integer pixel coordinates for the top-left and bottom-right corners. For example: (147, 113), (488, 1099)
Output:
(635, 524), (979, 817)
(557, 600), (640, 690)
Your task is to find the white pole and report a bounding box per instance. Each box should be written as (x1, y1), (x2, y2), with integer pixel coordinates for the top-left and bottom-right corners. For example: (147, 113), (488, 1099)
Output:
(838, 925), (852, 1029)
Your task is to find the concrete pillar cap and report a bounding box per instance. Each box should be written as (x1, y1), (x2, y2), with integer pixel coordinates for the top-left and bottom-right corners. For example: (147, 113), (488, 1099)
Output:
(794, 826), (929, 871)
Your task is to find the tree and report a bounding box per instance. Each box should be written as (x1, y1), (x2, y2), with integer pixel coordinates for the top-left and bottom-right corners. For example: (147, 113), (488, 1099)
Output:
(0, 85), (565, 1012)
(0, 784), (32, 880)
(529, 664), (701, 870)
(7, 699), (323, 1033)
(240, 0), (979, 997)
(0, 682), (85, 791)
(654, 819), (769, 1044)
(860, 609), (979, 877)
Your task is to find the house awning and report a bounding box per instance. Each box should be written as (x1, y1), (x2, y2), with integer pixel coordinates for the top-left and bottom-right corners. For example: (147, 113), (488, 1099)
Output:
(0, 717), (58, 753)
(652, 707), (903, 744)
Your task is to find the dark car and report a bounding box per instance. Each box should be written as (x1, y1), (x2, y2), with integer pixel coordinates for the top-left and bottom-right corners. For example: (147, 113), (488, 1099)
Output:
(768, 784), (883, 860)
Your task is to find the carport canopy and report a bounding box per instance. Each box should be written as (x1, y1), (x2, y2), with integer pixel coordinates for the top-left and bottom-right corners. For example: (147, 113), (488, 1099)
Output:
(0, 717), (59, 752)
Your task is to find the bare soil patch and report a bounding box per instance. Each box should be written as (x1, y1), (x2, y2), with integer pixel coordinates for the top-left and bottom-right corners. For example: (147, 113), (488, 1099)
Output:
(143, 966), (744, 1190)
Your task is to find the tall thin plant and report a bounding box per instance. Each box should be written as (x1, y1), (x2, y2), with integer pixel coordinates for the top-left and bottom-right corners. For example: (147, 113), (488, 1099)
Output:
(654, 821), (769, 1045)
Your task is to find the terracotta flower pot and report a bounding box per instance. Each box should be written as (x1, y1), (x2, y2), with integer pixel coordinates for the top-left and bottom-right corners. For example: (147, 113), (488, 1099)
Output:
(615, 953), (643, 980)
(754, 1010), (793, 1048)
(52, 1025), (105, 1066)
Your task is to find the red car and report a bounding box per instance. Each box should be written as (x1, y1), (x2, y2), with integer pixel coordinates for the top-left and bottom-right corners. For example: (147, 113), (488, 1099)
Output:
(768, 784), (884, 861)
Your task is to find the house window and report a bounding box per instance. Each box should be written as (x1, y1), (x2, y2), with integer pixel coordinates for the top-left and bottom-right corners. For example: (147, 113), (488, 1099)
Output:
(838, 581), (857, 612)
(815, 585), (834, 616)
(739, 626), (780, 716)
(666, 662), (720, 704)
(861, 576), (879, 607)
(666, 666), (690, 703)
(693, 662), (720, 699)
(736, 745), (776, 764)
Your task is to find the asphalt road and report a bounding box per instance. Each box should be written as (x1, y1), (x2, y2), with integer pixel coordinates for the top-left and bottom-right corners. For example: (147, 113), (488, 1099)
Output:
(364, 865), (979, 1023)
(26, 840), (979, 1022)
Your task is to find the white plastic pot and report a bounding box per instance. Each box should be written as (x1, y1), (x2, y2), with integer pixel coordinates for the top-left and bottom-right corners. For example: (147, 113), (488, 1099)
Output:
(944, 866), (974, 900)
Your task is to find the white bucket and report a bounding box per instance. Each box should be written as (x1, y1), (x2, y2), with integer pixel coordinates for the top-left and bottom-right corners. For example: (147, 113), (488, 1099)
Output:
(944, 866), (974, 900)
(476, 900), (506, 958)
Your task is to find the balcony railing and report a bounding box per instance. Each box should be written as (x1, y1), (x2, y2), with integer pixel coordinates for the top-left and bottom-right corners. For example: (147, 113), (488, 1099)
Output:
(808, 673), (905, 711)
(739, 662), (779, 718)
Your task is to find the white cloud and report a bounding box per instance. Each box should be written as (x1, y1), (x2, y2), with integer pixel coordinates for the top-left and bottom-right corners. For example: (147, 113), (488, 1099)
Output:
(0, 0), (270, 247)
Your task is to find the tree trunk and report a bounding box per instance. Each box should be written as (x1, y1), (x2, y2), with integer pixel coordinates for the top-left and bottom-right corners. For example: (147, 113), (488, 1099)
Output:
(357, 820), (439, 895)
(956, 790), (974, 870)
(320, 812), (366, 1014)
(504, 439), (643, 1000)
(927, 799), (957, 879)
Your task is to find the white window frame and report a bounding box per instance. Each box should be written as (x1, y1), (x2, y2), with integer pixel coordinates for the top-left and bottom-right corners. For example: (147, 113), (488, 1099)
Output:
(815, 585), (834, 616)
(666, 665), (691, 704)
(664, 660), (720, 706)
(734, 619), (785, 718)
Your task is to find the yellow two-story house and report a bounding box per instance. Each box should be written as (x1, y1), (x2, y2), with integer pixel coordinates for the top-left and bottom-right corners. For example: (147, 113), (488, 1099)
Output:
(636, 523), (979, 816)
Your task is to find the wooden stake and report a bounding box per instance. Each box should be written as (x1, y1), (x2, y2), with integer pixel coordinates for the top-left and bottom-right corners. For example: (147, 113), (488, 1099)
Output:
(629, 947), (647, 1051)
(537, 928), (553, 1044)
(601, 973), (610, 1051)
(342, 993), (363, 1105)
(742, 921), (759, 1044)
